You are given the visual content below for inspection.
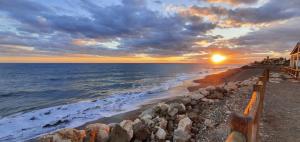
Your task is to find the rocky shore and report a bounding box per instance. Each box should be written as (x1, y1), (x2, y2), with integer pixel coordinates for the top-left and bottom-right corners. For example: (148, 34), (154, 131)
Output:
(39, 68), (260, 142)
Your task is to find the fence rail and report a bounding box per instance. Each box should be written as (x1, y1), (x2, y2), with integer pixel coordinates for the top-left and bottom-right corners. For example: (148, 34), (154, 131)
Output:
(226, 69), (269, 142)
(282, 67), (299, 78)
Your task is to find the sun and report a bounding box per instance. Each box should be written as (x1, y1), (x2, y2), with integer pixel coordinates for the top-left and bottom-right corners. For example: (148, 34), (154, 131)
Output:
(211, 54), (226, 64)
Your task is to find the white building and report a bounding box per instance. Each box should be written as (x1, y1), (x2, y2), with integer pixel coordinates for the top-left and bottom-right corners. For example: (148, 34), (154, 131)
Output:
(290, 42), (300, 70)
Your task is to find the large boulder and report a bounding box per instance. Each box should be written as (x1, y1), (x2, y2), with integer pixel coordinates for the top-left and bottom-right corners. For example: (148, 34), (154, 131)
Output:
(155, 103), (170, 115)
(158, 118), (168, 130)
(189, 93), (204, 101)
(109, 124), (131, 142)
(39, 128), (86, 142)
(177, 117), (192, 132)
(84, 123), (110, 142)
(180, 97), (191, 105)
(173, 117), (192, 142)
(139, 108), (155, 120)
(120, 120), (133, 140)
(132, 119), (151, 141)
(168, 103), (186, 115)
(155, 127), (167, 140)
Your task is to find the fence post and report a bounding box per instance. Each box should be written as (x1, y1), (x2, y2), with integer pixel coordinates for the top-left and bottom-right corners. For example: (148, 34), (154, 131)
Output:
(229, 113), (253, 142)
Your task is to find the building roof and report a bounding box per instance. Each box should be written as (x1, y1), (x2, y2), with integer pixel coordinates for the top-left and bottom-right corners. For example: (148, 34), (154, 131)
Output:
(290, 42), (300, 55)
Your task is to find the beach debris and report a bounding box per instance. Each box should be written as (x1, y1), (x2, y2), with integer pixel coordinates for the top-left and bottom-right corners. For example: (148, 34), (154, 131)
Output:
(155, 127), (167, 140)
(39, 128), (85, 142)
(84, 123), (110, 142)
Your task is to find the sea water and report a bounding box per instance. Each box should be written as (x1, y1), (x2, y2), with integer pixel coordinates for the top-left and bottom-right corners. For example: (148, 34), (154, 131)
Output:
(0, 63), (239, 141)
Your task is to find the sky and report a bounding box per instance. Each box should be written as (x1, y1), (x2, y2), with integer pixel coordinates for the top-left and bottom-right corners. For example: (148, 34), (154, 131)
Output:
(0, 0), (299, 63)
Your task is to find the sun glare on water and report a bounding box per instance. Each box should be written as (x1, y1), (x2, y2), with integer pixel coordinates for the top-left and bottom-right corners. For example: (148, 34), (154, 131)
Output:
(211, 54), (226, 64)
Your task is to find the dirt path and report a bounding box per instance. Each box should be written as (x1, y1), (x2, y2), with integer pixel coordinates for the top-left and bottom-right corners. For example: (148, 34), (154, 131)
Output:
(260, 72), (300, 142)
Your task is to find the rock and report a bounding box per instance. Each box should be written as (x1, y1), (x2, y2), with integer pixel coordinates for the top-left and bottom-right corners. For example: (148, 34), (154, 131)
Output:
(215, 86), (227, 94)
(177, 117), (192, 132)
(158, 118), (168, 129)
(176, 115), (186, 123)
(139, 108), (155, 120)
(187, 112), (201, 123)
(205, 86), (216, 92)
(120, 120), (133, 140)
(155, 127), (167, 140)
(156, 103), (169, 115)
(84, 123), (110, 142)
(133, 119), (151, 141)
(168, 107), (178, 117)
(181, 97), (191, 105)
(206, 91), (224, 99)
(224, 82), (238, 92)
(109, 124), (131, 142)
(168, 103), (186, 116)
(142, 117), (154, 127)
(189, 93), (204, 101)
(198, 88), (210, 96)
(167, 120), (174, 132)
(204, 119), (215, 128)
(201, 98), (219, 103)
(39, 128), (85, 142)
(173, 128), (191, 142)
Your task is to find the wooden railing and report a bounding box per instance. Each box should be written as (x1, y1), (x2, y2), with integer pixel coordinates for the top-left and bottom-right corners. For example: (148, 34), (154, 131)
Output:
(226, 69), (269, 142)
(282, 67), (299, 78)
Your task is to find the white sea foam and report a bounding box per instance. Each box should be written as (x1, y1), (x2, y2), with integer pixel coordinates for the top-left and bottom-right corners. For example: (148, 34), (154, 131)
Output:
(0, 67), (235, 142)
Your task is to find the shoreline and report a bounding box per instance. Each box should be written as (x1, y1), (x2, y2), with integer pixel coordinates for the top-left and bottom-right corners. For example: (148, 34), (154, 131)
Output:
(76, 65), (262, 129)
(33, 65), (265, 142)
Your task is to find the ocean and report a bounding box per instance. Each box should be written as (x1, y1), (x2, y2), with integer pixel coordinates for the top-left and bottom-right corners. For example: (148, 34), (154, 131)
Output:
(0, 63), (238, 141)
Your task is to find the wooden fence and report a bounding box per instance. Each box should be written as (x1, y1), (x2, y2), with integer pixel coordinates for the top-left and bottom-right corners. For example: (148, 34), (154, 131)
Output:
(226, 69), (269, 142)
(282, 67), (299, 79)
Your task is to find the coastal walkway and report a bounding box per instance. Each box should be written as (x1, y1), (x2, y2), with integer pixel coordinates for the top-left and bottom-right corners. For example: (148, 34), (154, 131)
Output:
(260, 72), (300, 141)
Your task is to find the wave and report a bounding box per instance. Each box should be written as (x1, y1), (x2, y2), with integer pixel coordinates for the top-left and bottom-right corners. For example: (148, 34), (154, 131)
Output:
(0, 67), (233, 142)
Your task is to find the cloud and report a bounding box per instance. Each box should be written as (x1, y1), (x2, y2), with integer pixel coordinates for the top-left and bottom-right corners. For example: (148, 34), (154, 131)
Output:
(204, 0), (259, 5)
(0, 0), (217, 57)
(0, 0), (299, 62)
(187, 0), (300, 27)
